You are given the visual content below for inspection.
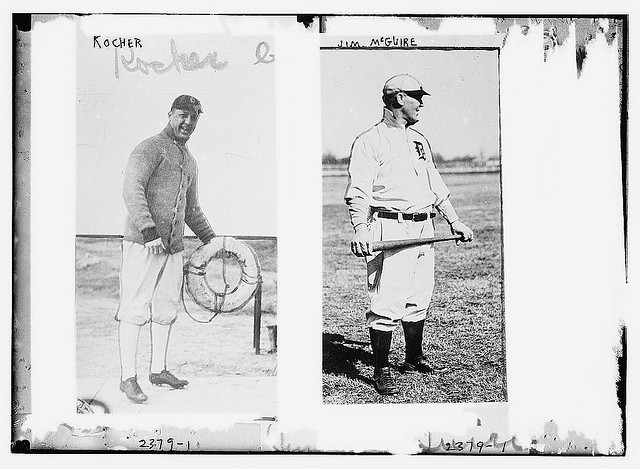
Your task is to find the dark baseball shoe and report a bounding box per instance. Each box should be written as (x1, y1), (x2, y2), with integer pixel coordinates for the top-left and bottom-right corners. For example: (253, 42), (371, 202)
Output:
(399, 355), (448, 374)
(149, 370), (189, 389)
(120, 376), (148, 403)
(373, 367), (398, 395)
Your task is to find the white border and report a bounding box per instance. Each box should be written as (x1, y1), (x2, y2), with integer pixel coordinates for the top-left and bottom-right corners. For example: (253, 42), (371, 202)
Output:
(3, 3), (638, 467)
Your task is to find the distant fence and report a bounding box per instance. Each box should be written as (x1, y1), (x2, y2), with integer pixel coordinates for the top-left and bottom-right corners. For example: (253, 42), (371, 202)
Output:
(322, 164), (500, 176)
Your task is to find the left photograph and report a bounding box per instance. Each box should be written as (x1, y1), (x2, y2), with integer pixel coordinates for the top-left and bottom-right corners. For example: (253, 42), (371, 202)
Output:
(75, 27), (277, 414)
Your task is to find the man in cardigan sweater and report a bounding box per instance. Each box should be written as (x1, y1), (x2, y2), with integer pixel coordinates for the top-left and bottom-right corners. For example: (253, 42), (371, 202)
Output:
(116, 95), (215, 403)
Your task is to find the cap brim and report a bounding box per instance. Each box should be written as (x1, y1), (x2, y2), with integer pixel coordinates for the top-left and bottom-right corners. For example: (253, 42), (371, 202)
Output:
(405, 89), (430, 96)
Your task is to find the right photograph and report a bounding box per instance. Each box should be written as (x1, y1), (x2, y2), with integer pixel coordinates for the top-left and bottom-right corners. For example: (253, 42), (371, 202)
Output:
(322, 44), (505, 404)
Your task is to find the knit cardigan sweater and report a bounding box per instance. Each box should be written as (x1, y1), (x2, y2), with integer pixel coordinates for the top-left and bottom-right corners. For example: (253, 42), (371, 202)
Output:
(122, 124), (215, 254)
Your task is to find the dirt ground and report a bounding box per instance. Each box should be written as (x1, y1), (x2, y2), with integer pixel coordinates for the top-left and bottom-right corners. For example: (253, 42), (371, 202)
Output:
(75, 237), (277, 410)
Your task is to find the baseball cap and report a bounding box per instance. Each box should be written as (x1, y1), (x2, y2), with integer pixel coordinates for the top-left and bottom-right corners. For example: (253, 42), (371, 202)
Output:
(170, 95), (203, 114)
(382, 74), (430, 97)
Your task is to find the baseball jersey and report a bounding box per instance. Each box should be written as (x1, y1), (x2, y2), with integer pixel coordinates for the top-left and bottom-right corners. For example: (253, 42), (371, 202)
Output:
(345, 108), (452, 230)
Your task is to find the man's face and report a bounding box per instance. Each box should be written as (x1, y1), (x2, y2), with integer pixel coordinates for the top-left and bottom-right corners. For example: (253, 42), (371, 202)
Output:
(168, 108), (200, 140)
(399, 91), (424, 126)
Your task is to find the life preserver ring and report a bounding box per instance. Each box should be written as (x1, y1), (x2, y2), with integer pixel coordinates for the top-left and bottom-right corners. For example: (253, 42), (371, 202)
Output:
(183, 236), (262, 315)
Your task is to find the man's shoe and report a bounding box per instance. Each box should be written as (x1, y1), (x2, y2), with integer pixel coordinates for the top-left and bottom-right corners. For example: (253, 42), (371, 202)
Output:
(149, 369), (189, 389)
(399, 355), (448, 374)
(120, 376), (148, 403)
(373, 367), (399, 395)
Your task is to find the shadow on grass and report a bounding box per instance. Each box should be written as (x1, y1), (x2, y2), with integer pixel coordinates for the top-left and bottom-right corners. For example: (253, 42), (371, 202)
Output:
(322, 332), (373, 387)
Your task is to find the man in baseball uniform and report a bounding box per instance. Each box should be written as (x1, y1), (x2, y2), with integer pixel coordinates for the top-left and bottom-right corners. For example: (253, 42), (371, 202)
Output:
(345, 74), (473, 395)
(116, 95), (215, 403)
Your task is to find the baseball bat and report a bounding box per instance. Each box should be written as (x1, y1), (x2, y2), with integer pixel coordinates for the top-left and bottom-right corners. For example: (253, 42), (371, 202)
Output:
(371, 235), (463, 252)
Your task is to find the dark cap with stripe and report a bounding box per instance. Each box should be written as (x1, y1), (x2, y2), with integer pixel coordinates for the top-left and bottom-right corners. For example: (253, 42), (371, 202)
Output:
(171, 95), (203, 114)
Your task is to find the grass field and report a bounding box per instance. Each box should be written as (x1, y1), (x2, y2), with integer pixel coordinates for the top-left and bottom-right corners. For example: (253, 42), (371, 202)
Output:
(76, 237), (277, 384)
(322, 171), (506, 404)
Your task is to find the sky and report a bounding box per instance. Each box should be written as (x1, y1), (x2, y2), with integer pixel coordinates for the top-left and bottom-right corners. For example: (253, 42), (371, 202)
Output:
(321, 48), (500, 160)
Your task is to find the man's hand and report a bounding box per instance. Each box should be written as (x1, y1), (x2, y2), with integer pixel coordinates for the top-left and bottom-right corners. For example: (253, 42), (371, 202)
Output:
(145, 237), (166, 255)
(450, 220), (473, 246)
(351, 225), (372, 257)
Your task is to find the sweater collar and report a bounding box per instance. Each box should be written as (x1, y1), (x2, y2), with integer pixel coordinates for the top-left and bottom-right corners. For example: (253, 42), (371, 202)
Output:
(381, 107), (408, 129)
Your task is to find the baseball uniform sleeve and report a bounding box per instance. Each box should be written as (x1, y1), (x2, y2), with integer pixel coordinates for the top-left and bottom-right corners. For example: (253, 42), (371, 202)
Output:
(435, 198), (459, 224)
(344, 134), (377, 230)
(185, 166), (216, 244)
(122, 141), (161, 242)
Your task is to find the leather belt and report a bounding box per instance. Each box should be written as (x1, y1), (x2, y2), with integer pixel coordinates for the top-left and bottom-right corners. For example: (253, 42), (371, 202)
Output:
(374, 210), (435, 222)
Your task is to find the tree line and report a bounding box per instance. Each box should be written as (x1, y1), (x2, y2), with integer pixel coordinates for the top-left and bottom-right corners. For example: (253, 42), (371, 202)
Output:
(322, 150), (499, 167)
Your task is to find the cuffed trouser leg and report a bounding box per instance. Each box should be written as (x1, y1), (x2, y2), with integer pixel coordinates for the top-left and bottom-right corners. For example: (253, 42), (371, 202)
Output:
(115, 241), (184, 326)
(150, 253), (185, 325)
(402, 245), (435, 322)
(365, 216), (435, 332)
